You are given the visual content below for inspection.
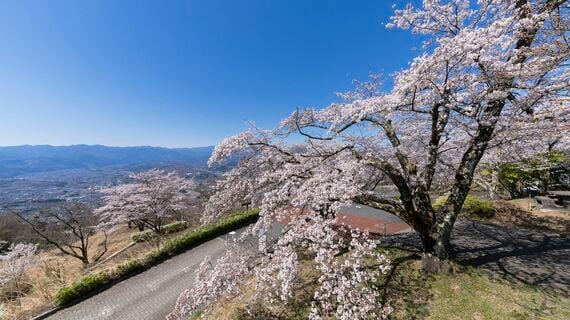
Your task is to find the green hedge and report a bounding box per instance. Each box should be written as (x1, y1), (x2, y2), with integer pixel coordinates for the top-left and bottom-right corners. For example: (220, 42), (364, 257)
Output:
(54, 271), (110, 306)
(54, 209), (260, 306)
(433, 195), (495, 218)
(131, 221), (189, 243)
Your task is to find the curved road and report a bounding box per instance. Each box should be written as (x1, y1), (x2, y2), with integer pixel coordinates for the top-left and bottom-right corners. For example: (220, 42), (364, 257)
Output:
(45, 204), (405, 320)
(45, 207), (570, 319)
(46, 230), (246, 320)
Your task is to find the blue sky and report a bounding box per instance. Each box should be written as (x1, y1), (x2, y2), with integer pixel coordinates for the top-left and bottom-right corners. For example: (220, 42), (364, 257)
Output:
(0, 0), (421, 148)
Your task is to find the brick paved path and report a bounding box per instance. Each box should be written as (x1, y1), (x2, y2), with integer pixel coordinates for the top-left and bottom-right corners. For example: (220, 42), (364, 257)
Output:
(280, 204), (412, 236)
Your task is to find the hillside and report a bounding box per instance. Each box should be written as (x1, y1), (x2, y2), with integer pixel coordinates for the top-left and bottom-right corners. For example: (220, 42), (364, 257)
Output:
(0, 145), (216, 213)
(0, 145), (214, 177)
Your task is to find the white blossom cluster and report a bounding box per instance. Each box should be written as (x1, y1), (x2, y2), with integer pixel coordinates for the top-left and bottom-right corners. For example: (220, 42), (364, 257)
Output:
(298, 221), (392, 320)
(172, 1), (568, 319)
(0, 243), (37, 286)
(170, 214), (392, 319)
(167, 243), (253, 320)
(95, 169), (194, 231)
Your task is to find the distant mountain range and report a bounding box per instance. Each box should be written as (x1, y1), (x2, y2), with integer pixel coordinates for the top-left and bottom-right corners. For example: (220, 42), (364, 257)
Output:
(0, 145), (215, 177)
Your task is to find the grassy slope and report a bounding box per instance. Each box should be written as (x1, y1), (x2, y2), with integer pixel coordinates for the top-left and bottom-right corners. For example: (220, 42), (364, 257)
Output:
(384, 249), (570, 320)
(54, 210), (259, 306)
(429, 271), (569, 320)
(1, 225), (136, 319)
(203, 247), (570, 320)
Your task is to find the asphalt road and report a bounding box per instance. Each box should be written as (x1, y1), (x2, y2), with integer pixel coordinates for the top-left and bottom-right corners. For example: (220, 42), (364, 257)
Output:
(44, 204), (405, 320)
(385, 218), (570, 295)
(44, 206), (570, 320)
(45, 230), (247, 320)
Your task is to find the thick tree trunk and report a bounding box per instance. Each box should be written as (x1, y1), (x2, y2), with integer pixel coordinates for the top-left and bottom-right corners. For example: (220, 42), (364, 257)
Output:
(417, 228), (452, 273)
(419, 230), (436, 253)
(81, 258), (90, 269)
(434, 229), (452, 260)
(417, 227), (452, 259)
(411, 211), (455, 273)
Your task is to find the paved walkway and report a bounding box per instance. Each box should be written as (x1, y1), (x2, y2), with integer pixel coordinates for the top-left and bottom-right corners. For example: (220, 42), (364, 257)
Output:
(45, 231), (244, 320)
(43, 205), (409, 320)
(453, 219), (570, 295)
(47, 208), (567, 320)
(386, 219), (570, 295)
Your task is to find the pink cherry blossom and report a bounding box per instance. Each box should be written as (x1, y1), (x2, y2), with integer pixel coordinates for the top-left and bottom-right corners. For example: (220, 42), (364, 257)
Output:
(0, 243), (37, 287)
(95, 169), (194, 233)
(172, 1), (568, 318)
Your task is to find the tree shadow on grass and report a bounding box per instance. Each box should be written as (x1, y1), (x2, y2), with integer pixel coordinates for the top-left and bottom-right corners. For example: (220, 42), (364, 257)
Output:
(375, 249), (434, 319)
(380, 218), (570, 296)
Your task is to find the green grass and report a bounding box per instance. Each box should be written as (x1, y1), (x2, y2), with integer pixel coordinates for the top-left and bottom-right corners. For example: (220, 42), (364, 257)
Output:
(115, 259), (145, 275)
(204, 246), (570, 320)
(54, 209), (260, 306)
(54, 271), (110, 306)
(160, 210), (259, 256)
(380, 248), (570, 320)
(433, 195), (495, 218)
(428, 270), (570, 320)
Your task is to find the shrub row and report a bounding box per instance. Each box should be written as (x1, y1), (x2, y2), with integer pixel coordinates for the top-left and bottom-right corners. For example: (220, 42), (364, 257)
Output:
(131, 221), (189, 243)
(433, 195), (495, 218)
(54, 209), (260, 306)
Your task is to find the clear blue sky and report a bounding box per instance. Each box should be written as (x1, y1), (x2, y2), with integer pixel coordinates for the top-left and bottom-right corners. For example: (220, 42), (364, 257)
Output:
(0, 0), (421, 148)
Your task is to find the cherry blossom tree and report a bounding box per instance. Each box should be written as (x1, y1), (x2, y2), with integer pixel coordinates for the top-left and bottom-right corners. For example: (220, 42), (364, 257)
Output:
(206, 0), (569, 260)
(168, 242), (253, 320)
(171, 1), (568, 318)
(95, 169), (194, 234)
(169, 221), (392, 320)
(0, 243), (37, 298)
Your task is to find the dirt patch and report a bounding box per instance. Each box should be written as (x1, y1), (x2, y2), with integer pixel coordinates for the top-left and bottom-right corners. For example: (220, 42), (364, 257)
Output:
(491, 201), (570, 233)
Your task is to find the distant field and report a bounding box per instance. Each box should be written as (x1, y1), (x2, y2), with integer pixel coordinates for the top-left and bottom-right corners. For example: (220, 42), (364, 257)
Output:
(0, 145), (218, 212)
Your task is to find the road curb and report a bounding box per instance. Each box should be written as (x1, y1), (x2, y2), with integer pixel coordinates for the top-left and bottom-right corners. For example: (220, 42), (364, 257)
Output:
(31, 306), (63, 320)
(33, 216), (258, 319)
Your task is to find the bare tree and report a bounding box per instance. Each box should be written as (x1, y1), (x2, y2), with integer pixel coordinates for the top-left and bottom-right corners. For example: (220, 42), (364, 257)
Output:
(12, 203), (107, 269)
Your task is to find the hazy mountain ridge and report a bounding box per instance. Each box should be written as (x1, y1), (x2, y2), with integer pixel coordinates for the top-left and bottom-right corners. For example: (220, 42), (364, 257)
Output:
(0, 145), (215, 177)
(0, 145), (218, 213)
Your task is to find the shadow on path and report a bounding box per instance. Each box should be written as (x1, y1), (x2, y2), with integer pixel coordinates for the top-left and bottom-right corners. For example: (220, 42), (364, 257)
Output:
(384, 218), (570, 295)
(453, 220), (570, 295)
